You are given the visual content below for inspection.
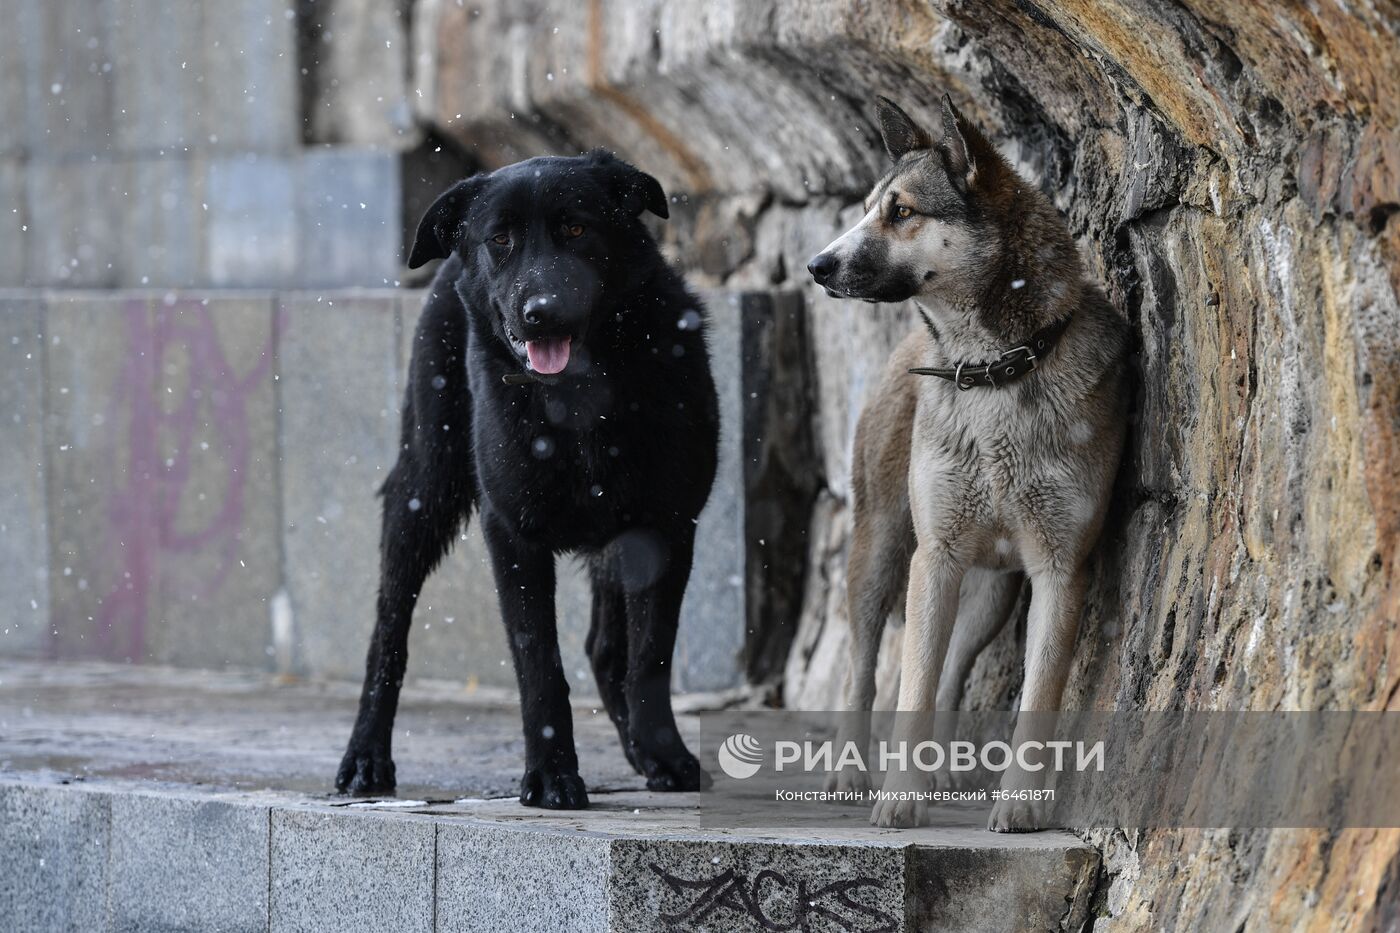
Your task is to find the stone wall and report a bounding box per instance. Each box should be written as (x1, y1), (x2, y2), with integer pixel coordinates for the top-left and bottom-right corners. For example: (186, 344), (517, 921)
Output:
(1, 0), (1396, 924)
(0, 286), (764, 694)
(0, 0), (403, 288)
(410, 0), (1400, 927)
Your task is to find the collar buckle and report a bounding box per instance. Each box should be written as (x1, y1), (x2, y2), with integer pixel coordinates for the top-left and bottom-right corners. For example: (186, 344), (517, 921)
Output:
(1001, 345), (1037, 368)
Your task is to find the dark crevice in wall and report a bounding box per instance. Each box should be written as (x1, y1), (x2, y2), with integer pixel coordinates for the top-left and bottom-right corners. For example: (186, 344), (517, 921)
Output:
(399, 129), (478, 285)
(740, 292), (823, 686)
(293, 0), (324, 146)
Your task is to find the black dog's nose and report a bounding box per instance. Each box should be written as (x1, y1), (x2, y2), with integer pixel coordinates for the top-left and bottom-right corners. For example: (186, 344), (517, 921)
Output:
(522, 294), (555, 326)
(807, 253), (839, 284)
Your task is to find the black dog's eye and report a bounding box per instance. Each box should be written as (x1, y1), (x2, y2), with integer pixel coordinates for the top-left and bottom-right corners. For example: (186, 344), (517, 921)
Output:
(563, 223), (585, 238)
(894, 205), (914, 220)
(491, 233), (510, 246)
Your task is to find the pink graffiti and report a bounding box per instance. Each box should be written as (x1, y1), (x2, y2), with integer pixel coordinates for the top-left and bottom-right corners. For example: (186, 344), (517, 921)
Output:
(90, 298), (274, 659)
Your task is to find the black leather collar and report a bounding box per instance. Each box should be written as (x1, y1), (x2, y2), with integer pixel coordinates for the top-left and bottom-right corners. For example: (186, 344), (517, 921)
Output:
(909, 317), (1071, 390)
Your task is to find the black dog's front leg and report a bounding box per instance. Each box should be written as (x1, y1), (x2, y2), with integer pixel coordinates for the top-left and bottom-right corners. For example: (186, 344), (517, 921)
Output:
(620, 526), (707, 792)
(482, 512), (588, 809)
(338, 462), (466, 796)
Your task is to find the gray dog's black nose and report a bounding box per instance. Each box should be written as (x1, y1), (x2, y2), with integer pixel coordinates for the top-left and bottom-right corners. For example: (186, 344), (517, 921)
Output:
(522, 294), (555, 326)
(807, 253), (839, 284)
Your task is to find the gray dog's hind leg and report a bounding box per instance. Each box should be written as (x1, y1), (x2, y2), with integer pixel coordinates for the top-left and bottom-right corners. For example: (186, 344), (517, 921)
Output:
(827, 507), (912, 794)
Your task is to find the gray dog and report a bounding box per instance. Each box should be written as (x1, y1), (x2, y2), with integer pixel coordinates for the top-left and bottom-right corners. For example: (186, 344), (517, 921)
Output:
(808, 96), (1128, 830)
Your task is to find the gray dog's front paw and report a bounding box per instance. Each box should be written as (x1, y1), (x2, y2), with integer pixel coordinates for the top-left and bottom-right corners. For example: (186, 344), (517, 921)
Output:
(824, 766), (873, 798)
(987, 796), (1048, 832)
(871, 794), (927, 828)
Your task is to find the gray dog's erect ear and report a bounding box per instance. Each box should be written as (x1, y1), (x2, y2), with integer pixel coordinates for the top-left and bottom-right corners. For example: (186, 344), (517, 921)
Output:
(408, 175), (485, 268)
(875, 96), (933, 161)
(938, 94), (976, 187)
(588, 150), (669, 219)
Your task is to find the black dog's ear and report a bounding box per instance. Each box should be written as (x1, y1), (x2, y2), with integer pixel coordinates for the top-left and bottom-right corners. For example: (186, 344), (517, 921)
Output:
(588, 150), (669, 219)
(408, 175), (485, 268)
(875, 96), (932, 161)
(938, 94), (977, 188)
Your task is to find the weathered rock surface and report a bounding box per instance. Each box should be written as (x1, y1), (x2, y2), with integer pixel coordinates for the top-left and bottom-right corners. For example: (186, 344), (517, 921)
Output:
(419, 1), (1400, 927)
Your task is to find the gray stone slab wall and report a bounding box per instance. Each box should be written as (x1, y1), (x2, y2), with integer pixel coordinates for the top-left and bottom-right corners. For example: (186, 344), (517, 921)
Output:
(108, 793), (271, 933)
(0, 295), (49, 657)
(199, 0), (300, 154)
(204, 156), (301, 288)
(1, 0), (402, 290)
(298, 148), (403, 288)
(143, 294), (282, 669)
(270, 807), (436, 933)
(108, 0), (205, 154)
(278, 293), (401, 679)
(6, 286), (772, 696)
(42, 293), (280, 668)
(22, 159), (123, 288)
(435, 821), (612, 933)
(119, 157), (207, 288)
(0, 783), (111, 933)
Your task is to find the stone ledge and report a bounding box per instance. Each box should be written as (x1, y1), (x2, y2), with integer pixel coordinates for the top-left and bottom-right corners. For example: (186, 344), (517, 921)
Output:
(0, 781), (1098, 933)
(0, 659), (1098, 932)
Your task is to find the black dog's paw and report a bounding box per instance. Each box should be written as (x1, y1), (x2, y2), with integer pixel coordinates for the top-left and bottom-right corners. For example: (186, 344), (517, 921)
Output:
(336, 743), (397, 796)
(637, 747), (711, 792)
(520, 766), (589, 809)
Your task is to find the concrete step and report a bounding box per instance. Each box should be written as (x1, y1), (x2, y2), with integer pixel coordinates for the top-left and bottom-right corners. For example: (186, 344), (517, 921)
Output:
(0, 660), (1099, 932)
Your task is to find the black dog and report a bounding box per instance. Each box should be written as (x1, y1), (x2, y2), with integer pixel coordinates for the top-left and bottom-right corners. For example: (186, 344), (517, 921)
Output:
(336, 151), (719, 809)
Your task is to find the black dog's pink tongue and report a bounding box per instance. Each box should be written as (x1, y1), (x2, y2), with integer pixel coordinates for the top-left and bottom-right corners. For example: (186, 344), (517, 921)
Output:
(525, 337), (571, 375)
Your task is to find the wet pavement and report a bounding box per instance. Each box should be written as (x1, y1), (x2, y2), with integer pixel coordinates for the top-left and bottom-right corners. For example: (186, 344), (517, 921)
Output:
(0, 658), (646, 801)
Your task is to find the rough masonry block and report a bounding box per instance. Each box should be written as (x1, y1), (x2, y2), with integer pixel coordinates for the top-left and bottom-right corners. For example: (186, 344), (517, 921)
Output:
(298, 148), (402, 288)
(44, 293), (280, 668)
(108, 792), (271, 933)
(143, 294), (281, 668)
(23, 159), (122, 287)
(608, 837), (908, 932)
(907, 845), (1099, 932)
(17, 0), (116, 157)
(0, 296), (49, 658)
(270, 807), (435, 933)
(435, 822), (611, 933)
(108, 0), (203, 154)
(44, 292), (142, 661)
(204, 155), (299, 287)
(278, 293), (401, 679)
(302, 0), (414, 146)
(201, 0), (299, 153)
(0, 162), (25, 285)
(0, 6), (26, 158)
(0, 783), (111, 933)
(118, 157), (206, 288)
